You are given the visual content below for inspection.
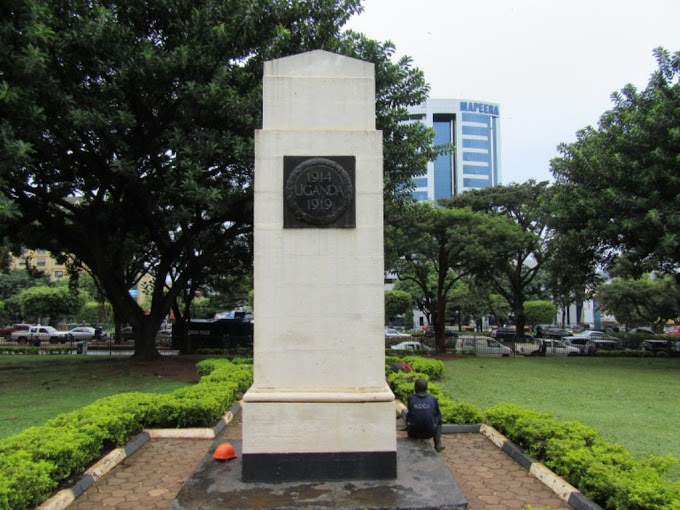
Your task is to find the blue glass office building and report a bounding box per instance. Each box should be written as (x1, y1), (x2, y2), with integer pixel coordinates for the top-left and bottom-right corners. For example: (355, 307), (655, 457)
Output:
(408, 98), (501, 200)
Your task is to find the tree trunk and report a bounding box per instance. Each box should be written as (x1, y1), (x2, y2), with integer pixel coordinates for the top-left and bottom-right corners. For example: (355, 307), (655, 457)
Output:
(434, 299), (447, 353)
(513, 299), (527, 340)
(130, 316), (161, 360)
(171, 302), (190, 353)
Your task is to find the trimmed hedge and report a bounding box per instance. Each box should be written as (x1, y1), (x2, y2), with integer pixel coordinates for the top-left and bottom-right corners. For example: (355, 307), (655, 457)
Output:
(387, 357), (485, 424)
(388, 355), (680, 509)
(485, 403), (680, 509)
(0, 358), (252, 510)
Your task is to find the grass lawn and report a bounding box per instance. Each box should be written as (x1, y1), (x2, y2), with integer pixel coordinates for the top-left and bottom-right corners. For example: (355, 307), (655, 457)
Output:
(440, 356), (680, 478)
(0, 355), (197, 439)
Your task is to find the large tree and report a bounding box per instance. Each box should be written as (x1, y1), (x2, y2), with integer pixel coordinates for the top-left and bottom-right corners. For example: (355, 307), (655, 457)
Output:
(389, 202), (519, 351)
(447, 180), (555, 338)
(551, 47), (680, 277)
(0, 0), (435, 358)
(595, 275), (680, 333)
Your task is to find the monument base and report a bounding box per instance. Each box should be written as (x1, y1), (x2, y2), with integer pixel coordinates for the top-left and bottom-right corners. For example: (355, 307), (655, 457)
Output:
(241, 397), (397, 482)
(242, 450), (396, 482)
(169, 438), (467, 510)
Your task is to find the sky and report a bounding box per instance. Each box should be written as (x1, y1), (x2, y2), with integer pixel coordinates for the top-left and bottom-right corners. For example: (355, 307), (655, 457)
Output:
(345, 0), (680, 185)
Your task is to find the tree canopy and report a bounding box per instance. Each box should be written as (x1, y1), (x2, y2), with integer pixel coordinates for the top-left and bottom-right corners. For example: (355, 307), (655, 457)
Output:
(551, 47), (680, 277)
(388, 202), (518, 351)
(595, 275), (679, 332)
(446, 181), (555, 337)
(0, 0), (435, 358)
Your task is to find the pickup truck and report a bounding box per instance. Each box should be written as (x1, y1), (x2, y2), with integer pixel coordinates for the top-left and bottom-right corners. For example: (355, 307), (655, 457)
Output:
(0, 323), (31, 339)
(11, 325), (71, 344)
(514, 338), (580, 357)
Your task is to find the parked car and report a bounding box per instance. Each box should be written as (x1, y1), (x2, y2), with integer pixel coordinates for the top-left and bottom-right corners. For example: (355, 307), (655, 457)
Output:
(583, 339), (623, 355)
(389, 340), (432, 351)
(572, 330), (608, 339)
(456, 336), (513, 357)
(629, 327), (655, 335)
(515, 338), (580, 356)
(423, 325), (457, 337)
(385, 327), (411, 339)
(11, 325), (70, 344)
(563, 336), (589, 353)
(66, 326), (97, 341)
(536, 326), (573, 339)
(491, 327), (534, 342)
(640, 339), (671, 352)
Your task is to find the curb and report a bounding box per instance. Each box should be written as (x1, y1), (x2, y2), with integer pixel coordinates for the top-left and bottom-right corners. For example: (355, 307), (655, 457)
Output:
(479, 424), (604, 510)
(36, 403), (240, 510)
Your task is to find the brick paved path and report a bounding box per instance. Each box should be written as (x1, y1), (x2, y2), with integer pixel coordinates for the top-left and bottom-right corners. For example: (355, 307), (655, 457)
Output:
(70, 412), (570, 509)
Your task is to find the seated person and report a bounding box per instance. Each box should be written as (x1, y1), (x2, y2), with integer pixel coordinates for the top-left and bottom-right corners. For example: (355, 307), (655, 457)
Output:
(402, 378), (445, 452)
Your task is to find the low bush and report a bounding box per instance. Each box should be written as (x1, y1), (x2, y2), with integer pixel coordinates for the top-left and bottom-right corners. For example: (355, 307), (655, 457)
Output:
(486, 402), (679, 509)
(0, 346), (39, 355)
(387, 357), (484, 425)
(0, 358), (251, 510)
(402, 356), (444, 379)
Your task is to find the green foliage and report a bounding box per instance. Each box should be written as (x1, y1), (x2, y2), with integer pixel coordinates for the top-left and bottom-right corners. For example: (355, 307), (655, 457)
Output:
(0, 358), (252, 510)
(0, 269), (50, 302)
(0, 451), (56, 510)
(524, 300), (557, 326)
(18, 285), (86, 321)
(0, 346), (39, 354)
(0, 0), (434, 360)
(402, 355), (443, 379)
(551, 47), (680, 276)
(485, 403), (679, 509)
(439, 399), (485, 424)
(385, 289), (412, 325)
(0, 426), (103, 481)
(448, 181), (557, 339)
(595, 276), (680, 331)
(389, 202), (519, 351)
(387, 356), (484, 425)
(75, 300), (113, 326)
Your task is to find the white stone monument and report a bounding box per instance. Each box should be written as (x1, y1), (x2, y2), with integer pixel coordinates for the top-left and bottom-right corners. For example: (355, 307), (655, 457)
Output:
(242, 50), (397, 482)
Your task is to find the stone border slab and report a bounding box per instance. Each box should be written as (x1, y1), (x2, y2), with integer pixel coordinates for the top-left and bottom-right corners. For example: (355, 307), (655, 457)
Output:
(479, 424), (604, 510)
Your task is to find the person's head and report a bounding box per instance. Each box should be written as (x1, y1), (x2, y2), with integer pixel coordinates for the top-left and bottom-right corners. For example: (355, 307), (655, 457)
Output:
(414, 378), (428, 394)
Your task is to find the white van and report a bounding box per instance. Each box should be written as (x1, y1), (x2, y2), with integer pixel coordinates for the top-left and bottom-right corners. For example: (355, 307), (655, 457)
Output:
(456, 337), (513, 357)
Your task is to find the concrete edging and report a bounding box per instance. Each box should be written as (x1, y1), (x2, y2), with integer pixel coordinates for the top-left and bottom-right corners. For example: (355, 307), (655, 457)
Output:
(478, 424), (604, 510)
(36, 403), (241, 510)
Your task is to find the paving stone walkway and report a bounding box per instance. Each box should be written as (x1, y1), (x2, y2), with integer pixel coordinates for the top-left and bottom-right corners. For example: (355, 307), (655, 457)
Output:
(69, 413), (571, 509)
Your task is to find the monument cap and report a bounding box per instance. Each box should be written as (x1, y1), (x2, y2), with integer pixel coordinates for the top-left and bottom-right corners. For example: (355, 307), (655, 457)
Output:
(213, 442), (237, 461)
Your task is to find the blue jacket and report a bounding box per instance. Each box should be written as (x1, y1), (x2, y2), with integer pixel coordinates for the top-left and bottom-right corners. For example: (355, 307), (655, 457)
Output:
(406, 392), (442, 438)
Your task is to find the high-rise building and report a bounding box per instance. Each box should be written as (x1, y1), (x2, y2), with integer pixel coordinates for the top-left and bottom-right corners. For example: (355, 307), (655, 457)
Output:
(407, 98), (501, 200)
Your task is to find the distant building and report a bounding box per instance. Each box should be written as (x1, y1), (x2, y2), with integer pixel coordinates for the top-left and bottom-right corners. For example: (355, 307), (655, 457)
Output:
(407, 98), (501, 201)
(10, 249), (67, 280)
(9, 250), (150, 305)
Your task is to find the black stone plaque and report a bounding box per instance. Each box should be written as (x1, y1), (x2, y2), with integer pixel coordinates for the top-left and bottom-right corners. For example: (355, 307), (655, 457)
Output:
(283, 156), (356, 228)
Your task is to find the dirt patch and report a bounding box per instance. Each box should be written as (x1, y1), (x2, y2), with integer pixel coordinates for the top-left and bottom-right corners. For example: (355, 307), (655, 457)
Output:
(125, 357), (202, 383)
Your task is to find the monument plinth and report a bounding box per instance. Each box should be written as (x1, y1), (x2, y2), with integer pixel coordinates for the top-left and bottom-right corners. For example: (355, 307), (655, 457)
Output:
(242, 50), (396, 482)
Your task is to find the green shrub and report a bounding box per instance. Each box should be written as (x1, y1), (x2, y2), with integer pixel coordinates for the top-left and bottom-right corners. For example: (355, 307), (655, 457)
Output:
(0, 451), (56, 510)
(387, 359), (484, 425)
(0, 346), (39, 355)
(0, 358), (253, 510)
(0, 427), (102, 481)
(402, 356), (444, 378)
(484, 402), (679, 509)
